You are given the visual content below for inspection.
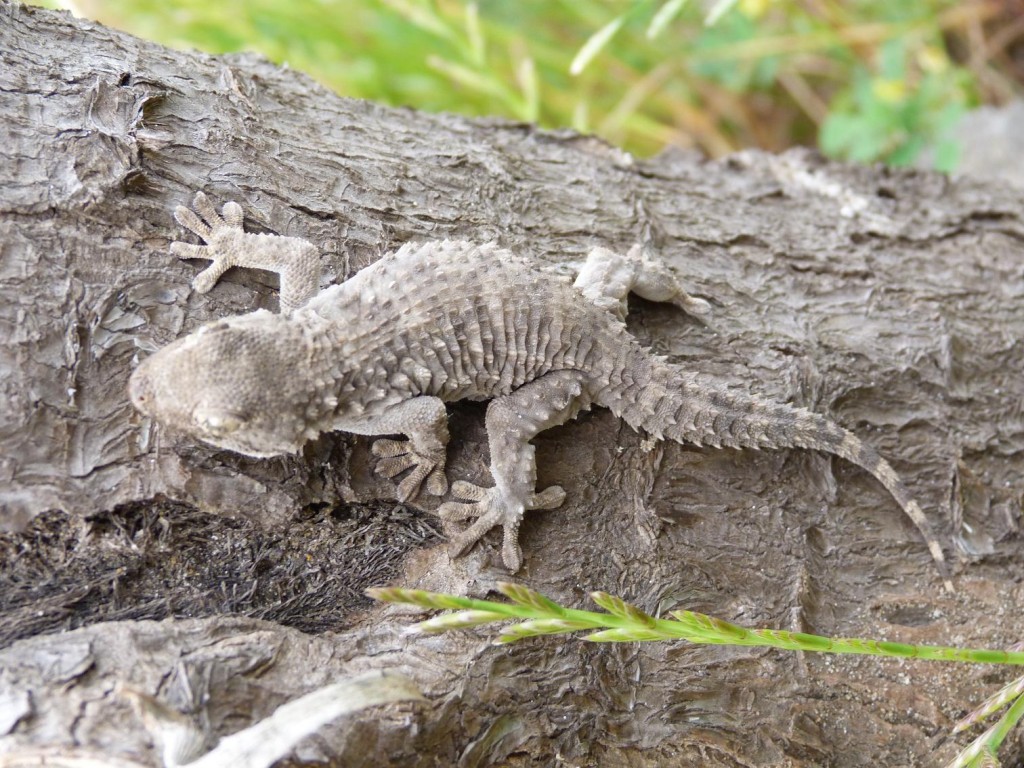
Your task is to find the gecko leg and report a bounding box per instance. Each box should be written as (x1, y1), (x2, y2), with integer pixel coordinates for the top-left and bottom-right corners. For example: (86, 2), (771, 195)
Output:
(573, 245), (710, 320)
(338, 396), (450, 501)
(439, 370), (593, 571)
(171, 192), (321, 313)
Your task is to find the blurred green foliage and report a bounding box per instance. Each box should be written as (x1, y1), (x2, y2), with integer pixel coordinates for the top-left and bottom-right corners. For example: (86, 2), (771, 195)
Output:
(44, 0), (1018, 170)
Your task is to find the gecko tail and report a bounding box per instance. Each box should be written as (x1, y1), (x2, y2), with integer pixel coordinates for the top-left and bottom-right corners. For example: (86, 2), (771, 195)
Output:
(608, 355), (954, 592)
(796, 419), (954, 594)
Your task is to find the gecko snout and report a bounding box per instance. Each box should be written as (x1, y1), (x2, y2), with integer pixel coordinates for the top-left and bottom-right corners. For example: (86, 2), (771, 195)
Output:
(128, 366), (155, 415)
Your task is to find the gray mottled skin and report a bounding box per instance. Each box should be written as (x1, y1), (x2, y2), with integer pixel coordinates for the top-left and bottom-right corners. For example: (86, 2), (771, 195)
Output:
(130, 193), (952, 591)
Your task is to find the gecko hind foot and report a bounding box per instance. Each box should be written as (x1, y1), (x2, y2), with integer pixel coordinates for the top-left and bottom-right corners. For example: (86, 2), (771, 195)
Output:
(372, 438), (448, 501)
(439, 481), (566, 571)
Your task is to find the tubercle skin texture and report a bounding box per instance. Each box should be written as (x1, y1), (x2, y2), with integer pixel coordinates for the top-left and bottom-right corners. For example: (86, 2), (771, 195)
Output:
(128, 193), (952, 590)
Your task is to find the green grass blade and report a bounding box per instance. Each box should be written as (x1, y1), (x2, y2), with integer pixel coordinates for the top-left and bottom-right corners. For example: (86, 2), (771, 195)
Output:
(370, 583), (1024, 764)
(704, 0), (739, 27)
(414, 610), (511, 633)
(497, 582), (568, 615)
(378, 0), (456, 42)
(954, 674), (1024, 734)
(369, 585), (1024, 665)
(496, 619), (598, 644)
(647, 0), (690, 39)
(464, 2), (485, 66)
(946, 693), (1024, 768)
(516, 55), (540, 123)
(585, 628), (669, 642)
(590, 592), (656, 626)
(570, 14), (627, 76)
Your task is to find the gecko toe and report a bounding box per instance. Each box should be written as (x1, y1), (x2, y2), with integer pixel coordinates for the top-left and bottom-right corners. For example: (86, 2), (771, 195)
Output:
(500, 528), (523, 572)
(192, 191), (222, 226)
(437, 499), (480, 522)
(222, 201), (244, 227)
(450, 480), (488, 501)
(171, 242), (207, 261)
(191, 267), (223, 294)
(425, 468), (448, 496)
(396, 464), (433, 502)
(174, 204), (213, 240)
(530, 485), (566, 509)
(445, 503), (509, 561)
(442, 493), (524, 571)
(439, 484), (554, 570)
(371, 438), (408, 458)
(375, 453), (416, 479)
(372, 438), (447, 502)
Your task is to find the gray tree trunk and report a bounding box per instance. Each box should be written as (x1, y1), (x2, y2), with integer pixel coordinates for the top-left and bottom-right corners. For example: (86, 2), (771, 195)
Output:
(2, 2), (1024, 765)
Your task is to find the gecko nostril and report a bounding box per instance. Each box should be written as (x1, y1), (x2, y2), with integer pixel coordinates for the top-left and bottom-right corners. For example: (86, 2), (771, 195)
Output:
(128, 370), (153, 411)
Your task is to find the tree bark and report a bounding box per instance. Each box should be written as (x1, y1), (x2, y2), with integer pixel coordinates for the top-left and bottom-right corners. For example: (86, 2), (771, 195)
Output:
(2, 2), (1024, 765)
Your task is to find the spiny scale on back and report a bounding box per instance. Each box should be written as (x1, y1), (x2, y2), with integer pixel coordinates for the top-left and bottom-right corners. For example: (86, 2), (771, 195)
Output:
(297, 241), (634, 410)
(129, 193), (953, 592)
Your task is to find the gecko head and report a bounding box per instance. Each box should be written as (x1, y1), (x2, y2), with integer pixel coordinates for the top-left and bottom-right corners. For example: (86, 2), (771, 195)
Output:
(129, 311), (327, 457)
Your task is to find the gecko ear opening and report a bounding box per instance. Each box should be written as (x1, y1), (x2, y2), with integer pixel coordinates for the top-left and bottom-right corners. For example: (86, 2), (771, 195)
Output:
(194, 407), (244, 437)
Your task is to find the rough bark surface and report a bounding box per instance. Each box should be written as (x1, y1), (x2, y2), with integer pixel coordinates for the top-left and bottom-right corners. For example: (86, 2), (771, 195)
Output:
(2, 3), (1024, 766)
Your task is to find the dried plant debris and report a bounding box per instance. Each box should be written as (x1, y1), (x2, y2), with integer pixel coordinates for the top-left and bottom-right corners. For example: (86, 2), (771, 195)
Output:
(0, 500), (440, 647)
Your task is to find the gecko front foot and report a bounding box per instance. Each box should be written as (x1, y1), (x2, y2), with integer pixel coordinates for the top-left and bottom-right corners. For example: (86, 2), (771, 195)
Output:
(438, 481), (566, 571)
(170, 191), (321, 313)
(170, 191), (248, 294)
(372, 438), (448, 501)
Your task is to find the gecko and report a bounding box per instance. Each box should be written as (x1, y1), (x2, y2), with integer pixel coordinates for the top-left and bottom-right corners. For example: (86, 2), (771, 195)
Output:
(129, 192), (953, 591)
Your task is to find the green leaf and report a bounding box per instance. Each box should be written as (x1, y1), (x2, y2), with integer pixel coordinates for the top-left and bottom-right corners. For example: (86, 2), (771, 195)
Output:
(887, 134), (926, 167)
(879, 38), (906, 81)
